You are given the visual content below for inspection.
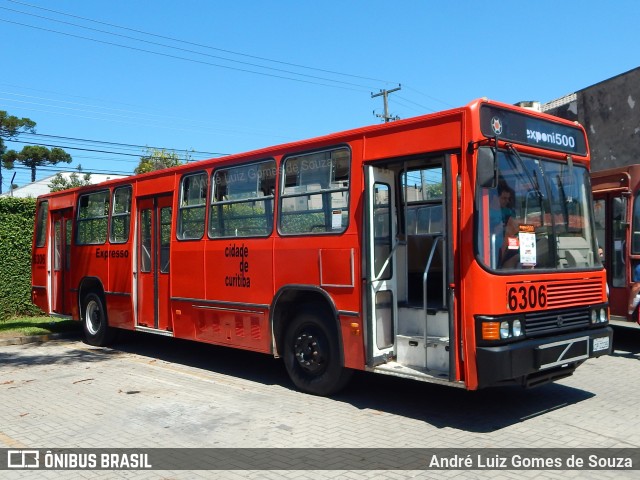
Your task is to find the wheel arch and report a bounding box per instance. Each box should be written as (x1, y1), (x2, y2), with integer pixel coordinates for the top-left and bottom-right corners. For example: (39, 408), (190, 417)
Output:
(271, 285), (345, 366)
(78, 276), (106, 314)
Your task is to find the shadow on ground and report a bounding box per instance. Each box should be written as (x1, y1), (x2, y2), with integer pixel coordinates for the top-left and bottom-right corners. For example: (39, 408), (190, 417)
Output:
(24, 329), (598, 434)
(1, 326), (611, 433)
(611, 325), (640, 360)
(0, 338), (119, 367)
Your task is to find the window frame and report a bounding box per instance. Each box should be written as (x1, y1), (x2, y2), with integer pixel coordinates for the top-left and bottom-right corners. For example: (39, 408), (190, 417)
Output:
(76, 189), (110, 245)
(208, 158), (276, 239)
(401, 165), (444, 236)
(109, 185), (133, 244)
(177, 171), (208, 241)
(278, 146), (351, 236)
(35, 200), (49, 247)
(160, 206), (172, 273)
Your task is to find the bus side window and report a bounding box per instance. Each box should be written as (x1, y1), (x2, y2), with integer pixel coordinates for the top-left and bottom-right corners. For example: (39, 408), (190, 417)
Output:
(279, 147), (350, 235)
(177, 172), (207, 240)
(110, 185), (132, 243)
(77, 191), (110, 245)
(35, 200), (49, 247)
(209, 160), (275, 238)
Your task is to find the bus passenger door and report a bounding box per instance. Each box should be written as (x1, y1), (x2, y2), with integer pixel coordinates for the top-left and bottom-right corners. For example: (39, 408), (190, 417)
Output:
(137, 195), (173, 333)
(365, 166), (397, 364)
(51, 209), (73, 315)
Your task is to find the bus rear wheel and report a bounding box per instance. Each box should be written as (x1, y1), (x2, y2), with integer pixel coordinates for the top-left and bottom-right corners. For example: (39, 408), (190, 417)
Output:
(81, 292), (115, 347)
(283, 310), (352, 396)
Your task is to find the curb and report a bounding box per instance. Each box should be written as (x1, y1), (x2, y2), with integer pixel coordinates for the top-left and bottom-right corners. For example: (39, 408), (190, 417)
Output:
(0, 331), (80, 347)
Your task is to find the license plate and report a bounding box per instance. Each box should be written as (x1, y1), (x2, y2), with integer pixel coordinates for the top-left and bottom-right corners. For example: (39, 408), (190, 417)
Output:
(593, 336), (610, 352)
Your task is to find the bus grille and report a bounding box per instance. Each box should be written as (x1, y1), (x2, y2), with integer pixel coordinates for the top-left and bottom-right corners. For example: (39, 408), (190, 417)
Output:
(545, 280), (602, 308)
(524, 307), (591, 337)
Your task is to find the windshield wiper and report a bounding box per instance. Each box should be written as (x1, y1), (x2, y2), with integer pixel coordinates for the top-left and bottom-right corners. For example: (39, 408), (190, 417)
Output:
(555, 173), (570, 231)
(505, 143), (544, 201)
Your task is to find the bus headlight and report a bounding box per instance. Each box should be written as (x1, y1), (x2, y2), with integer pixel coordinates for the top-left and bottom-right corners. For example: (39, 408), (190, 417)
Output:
(599, 308), (607, 323)
(512, 319), (523, 337)
(477, 316), (525, 342)
(591, 306), (609, 324)
(500, 321), (511, 339)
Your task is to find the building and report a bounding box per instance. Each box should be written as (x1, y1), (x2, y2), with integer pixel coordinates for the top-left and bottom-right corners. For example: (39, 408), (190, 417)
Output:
(542, 66), (640, 172)
(0, 172), (128, 198)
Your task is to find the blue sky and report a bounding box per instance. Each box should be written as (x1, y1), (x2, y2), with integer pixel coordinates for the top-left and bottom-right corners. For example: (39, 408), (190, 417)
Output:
(1, 0), (638, 189)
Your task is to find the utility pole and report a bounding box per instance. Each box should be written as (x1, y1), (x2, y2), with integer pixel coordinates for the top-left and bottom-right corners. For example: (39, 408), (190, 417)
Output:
(371, 84), (401, 122)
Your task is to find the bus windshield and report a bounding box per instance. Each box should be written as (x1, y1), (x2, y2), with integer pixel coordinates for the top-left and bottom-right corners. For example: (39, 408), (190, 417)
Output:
(476, 147), (600, 271)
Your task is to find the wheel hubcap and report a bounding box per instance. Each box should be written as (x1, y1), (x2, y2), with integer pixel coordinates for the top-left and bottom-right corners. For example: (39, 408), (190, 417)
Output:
(86, 300), (100, 335)
(294, 331), (327, 375)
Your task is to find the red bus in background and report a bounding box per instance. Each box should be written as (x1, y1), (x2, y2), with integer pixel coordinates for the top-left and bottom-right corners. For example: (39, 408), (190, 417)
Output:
(592, 165), (640, 326)
(31, 99), (612, 396)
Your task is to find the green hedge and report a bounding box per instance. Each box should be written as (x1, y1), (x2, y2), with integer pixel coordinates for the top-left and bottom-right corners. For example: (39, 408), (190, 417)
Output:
(0, 197), (41, 320)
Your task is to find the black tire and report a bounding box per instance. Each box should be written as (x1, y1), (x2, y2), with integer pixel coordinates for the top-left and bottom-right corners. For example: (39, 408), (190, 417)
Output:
(81, 292), (116, 346)
(283, 309), (353, 396)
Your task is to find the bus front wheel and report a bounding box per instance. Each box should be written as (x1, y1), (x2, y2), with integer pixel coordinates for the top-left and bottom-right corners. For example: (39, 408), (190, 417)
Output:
(283, 310), (352, 396)
(81, 292), (115, 347)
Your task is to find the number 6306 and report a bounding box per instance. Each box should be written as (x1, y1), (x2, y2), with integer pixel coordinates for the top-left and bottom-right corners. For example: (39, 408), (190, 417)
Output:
(508, 284), (547, 311)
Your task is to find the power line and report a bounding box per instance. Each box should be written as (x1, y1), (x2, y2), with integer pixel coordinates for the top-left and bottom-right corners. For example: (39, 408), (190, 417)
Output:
(0, 4), (380, 91)
(4, 137), (222, 169)
(0, 17), (372, 93)
(19, 132), (228, 157)
(394, 95), (437, 114)
(0, 98), (289, 141)
(1, 131), (228, 188)
(0, 5), (458, 138)
(6, 163), (131, 176)
(7, 139), (159, 158)
(0, 2), (462, 147)
(1, 92), (294, 144)
(403, 85), (455, 109)
(7, 0), (397, 87)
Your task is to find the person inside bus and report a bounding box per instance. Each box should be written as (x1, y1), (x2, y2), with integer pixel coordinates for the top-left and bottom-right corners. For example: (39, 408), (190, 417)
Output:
(489, 181), (519, 267)
(490, 182), (515, 230)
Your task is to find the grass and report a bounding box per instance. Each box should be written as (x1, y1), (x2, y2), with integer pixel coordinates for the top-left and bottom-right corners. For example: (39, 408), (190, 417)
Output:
(0, 315), (80, 338)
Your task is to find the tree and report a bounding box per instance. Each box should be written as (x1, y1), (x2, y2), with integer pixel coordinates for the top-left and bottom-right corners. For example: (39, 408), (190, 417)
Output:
(48, 165), (92, 192)
(2, 145), (72, 182)
(0, 111), (36, 194)
(0, 111), (36, 153)
(134, 147), (191, 174)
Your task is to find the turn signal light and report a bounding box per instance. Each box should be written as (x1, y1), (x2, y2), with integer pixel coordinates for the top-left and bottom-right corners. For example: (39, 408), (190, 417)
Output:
(482, 322), (500, 340)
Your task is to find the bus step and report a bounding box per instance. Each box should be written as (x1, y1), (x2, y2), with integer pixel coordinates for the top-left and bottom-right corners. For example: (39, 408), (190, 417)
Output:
(396, 334), (449, 371)
(370, 361), (456, 386)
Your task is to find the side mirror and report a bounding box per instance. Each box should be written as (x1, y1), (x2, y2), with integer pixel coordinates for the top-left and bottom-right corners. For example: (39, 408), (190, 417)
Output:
(477, 147), (497, 188)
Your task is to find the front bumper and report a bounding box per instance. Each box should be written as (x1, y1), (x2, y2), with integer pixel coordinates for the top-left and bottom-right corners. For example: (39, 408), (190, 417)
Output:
(476, 326), (612, 388)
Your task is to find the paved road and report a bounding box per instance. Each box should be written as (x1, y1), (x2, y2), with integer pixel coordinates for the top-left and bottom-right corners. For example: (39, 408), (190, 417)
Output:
(1, 326), (640, 479)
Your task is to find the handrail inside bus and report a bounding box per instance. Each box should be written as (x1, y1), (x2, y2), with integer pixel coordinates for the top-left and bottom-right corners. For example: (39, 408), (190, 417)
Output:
(422, 235), (444, 323)
(372, 239), (405, 282)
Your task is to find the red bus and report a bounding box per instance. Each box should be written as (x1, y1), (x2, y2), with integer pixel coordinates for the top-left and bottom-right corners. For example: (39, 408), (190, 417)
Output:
(591, 164), (640, 326)
(31, 99), (612, 395)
